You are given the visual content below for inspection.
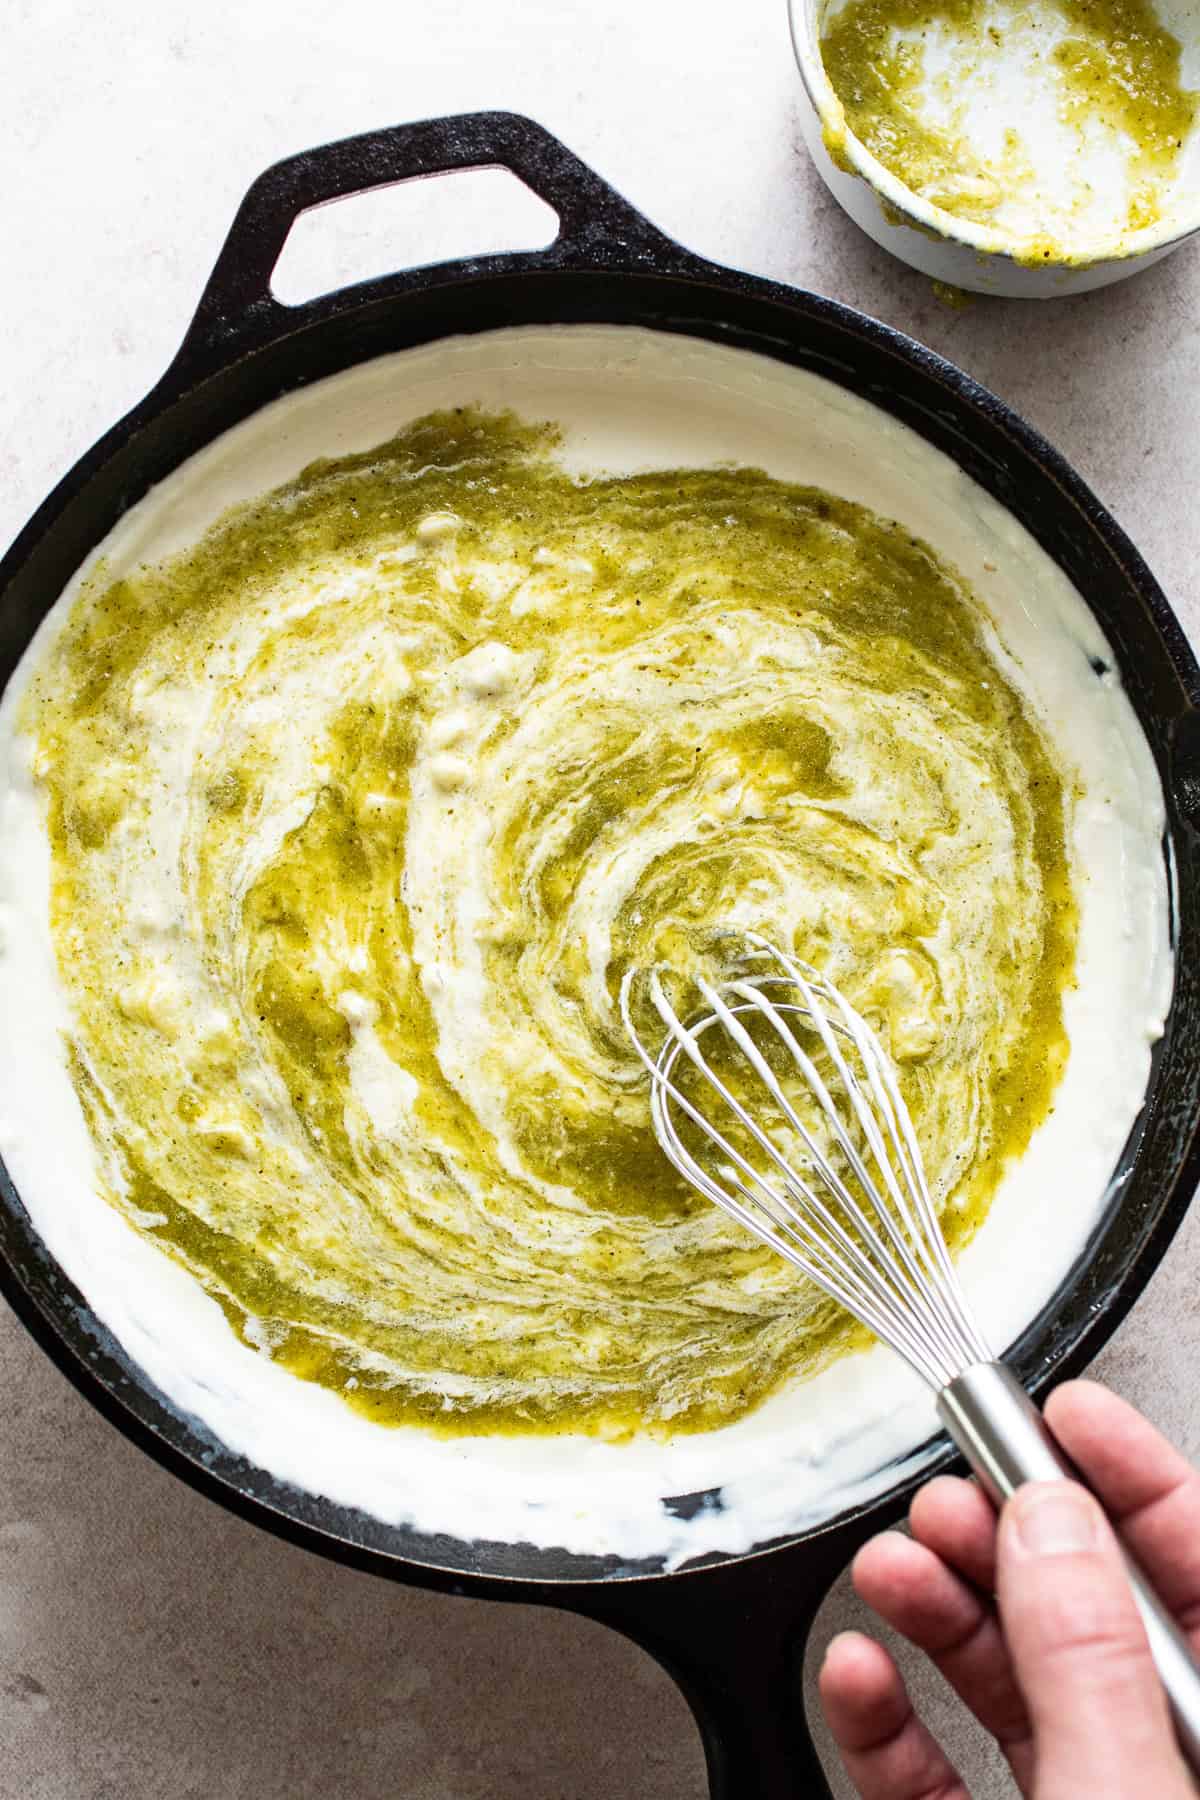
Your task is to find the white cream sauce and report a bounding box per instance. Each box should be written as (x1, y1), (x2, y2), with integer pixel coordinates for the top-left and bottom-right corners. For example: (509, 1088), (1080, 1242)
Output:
(0, 326), (1171, 1564)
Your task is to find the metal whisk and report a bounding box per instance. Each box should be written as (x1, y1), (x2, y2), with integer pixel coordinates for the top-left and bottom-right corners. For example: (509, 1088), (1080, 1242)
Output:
(621, 933), (1200, 1774)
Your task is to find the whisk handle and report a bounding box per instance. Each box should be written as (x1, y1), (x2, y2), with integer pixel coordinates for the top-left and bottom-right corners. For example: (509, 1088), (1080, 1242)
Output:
(938, 1360), (1200, 1780)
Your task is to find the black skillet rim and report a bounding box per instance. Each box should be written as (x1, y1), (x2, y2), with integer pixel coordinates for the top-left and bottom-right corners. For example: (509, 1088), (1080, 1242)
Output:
(1, 112), (1198, 1600)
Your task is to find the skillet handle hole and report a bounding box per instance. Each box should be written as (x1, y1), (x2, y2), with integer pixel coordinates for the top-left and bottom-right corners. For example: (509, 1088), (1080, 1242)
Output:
(269, 167), (560, 307)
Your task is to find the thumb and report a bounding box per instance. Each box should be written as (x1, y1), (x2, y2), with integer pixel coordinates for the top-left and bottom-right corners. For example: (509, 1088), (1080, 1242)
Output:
(997, 1480), (1190, 1799)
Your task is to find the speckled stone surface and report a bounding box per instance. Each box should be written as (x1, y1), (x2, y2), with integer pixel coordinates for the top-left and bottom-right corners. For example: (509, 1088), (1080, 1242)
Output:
(2, 2), (1198, 1795)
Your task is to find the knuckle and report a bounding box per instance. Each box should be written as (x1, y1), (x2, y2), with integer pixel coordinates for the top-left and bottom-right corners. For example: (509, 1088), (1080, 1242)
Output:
(937, 1604), (989, 1660)
(1017, 1568), (1151, 1678)
(1043, 1624), (1143, 1668)
(937, 1626), (1031, 1741)
(967, 1676), (1031, 1743)
(1035, 1612), (1148, 1678)
(1027, 1562), (1125, 1628)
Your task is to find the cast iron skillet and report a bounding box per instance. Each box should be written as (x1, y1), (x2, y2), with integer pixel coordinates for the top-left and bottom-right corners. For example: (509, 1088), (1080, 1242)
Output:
(2, 112), (1200, 1799)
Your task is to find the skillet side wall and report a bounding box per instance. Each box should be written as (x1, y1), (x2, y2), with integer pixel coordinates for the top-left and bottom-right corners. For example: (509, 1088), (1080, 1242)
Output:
(1, 261), (1199, 1594)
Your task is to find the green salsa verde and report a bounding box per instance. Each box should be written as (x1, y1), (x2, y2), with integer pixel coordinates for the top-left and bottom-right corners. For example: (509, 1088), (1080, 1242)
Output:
(23, 410), (1077, 1439)
(820, 0), (1197, 258)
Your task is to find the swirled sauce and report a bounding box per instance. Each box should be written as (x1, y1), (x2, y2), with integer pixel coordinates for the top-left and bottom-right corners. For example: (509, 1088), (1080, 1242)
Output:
(820, 0), (1198, 261)
(17, 408), (1077, 1440)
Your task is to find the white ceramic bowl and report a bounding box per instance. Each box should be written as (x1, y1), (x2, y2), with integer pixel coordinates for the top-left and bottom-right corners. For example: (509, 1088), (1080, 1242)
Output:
(789, 0), (1200, 297)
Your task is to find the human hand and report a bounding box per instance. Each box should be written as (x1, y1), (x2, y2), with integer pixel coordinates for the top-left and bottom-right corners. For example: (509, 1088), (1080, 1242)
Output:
(819, 1380), (1200, 1798)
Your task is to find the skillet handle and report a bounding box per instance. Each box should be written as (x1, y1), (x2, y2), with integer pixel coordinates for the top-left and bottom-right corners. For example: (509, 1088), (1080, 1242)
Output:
(565, 1533), (860, 1799)
(175, 111), (684, 373)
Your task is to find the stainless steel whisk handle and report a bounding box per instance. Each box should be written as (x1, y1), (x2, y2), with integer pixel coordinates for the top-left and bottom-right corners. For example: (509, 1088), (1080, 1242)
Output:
(939, 1361), (1200, 1779)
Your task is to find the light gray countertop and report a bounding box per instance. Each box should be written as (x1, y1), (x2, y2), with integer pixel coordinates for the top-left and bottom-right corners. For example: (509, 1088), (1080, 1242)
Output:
(2, 2), (1198, 1794)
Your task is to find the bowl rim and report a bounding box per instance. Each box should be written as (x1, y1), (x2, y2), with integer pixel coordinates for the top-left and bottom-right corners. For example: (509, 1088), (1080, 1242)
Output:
(786, 0), (1200, 272)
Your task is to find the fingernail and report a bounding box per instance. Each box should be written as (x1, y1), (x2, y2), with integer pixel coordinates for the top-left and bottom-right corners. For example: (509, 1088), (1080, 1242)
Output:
(1012, 1483), (1102, 1555)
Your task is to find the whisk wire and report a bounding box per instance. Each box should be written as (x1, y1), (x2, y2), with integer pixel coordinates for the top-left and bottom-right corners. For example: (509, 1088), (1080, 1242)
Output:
(753, 960), (952, 1316)
(647, 1046), (954, 1387)
(741, 935), (990, 1371)
(645, 1005), (889, 1323)
(623, 937), (1200, 1774)
(620, 938), (991, 1390)
(783, 962), (981, 1371)
(681, 978), (961, 1381)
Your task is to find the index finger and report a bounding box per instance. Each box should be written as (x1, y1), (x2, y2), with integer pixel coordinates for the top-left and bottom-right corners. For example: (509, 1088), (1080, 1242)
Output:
(1045, 1380), (1200, 1636)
